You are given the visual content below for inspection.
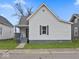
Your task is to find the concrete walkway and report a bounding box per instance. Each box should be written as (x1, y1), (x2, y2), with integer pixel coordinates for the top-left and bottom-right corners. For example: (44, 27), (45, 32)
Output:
(16, 43), (26, 48)
(0, 49), (79, 59)
(8, 48), (79, 54)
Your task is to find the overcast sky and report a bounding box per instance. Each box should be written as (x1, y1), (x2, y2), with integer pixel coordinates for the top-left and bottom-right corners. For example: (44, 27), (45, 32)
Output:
(0, 0), (79, 25)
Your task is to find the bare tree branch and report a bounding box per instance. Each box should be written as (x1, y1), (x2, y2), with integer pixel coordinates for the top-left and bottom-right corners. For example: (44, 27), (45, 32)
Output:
(27, 7), (32, 17)
(13, 1), (33, 18)
(14, 2), (24, 16)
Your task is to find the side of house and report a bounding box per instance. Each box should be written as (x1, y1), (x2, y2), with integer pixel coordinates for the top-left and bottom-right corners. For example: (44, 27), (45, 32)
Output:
(17, 3), (72, 43)
(0, 16), (14, 40)
(70, 14), (79, 39)
(28, 4), (71, 43)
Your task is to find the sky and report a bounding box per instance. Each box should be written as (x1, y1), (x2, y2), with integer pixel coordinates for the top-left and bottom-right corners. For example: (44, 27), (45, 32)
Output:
(0, 0), (79, 25)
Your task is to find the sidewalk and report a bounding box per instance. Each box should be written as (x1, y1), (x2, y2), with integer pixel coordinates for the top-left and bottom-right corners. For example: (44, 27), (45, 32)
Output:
(11, 49), (79, 53)
(0, 49), (79, 59)
(0, 48), (79, 54)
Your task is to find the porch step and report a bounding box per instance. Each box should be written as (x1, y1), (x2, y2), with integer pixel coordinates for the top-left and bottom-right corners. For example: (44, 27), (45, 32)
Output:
(16, 43), (26, 49)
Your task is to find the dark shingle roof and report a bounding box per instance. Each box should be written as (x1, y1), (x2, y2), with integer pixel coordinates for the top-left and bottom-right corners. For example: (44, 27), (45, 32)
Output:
(0, 16), (13, 27)
(73, 14), (79, 17)
(70, 14), (79, 22)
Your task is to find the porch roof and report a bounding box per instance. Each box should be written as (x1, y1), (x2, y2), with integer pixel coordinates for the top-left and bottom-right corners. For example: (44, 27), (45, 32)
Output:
(16, 25), (29, 27)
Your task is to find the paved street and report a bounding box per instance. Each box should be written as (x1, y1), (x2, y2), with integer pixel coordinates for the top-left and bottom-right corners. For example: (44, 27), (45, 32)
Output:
(0, 49), (79, 59)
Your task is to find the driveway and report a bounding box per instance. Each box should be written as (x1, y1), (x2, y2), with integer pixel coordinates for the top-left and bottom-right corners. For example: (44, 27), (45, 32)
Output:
(0, 49), (79, 59)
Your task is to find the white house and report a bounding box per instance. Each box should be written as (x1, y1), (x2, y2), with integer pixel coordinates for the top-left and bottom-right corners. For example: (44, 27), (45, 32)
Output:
(17, 3), (72, 43)
(0, 16), (14, 40)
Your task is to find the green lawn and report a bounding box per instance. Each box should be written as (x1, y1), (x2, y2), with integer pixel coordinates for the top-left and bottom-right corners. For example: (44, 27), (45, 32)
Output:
(0, 39), (18, 49)
(25, 40), (79, 49)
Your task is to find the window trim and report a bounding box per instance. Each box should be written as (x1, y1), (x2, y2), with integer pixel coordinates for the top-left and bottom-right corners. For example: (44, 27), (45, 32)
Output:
(40, 25), (42, 35)
(47, 25), (49, 35)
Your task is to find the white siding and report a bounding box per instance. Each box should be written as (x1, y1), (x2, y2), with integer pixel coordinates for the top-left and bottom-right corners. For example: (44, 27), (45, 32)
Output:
(0, 24), (14, 40)
(29, 5), (71, 40)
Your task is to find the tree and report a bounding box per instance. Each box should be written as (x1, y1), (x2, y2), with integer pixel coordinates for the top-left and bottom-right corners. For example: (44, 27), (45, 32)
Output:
(15, 3), (24, 16)
(26, 7), (32, 17)
(13, 1), (32, 18)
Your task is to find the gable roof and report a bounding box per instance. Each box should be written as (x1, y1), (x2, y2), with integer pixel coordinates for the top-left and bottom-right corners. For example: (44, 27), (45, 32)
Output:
(70, 14), (79, 22)
(0, 16), (13, 27)
(27, 3), (72, 24)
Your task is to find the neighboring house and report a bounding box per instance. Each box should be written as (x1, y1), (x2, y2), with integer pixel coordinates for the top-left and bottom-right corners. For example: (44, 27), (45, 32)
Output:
(0, 16), (14, 40)
(17, 3), (72, 43)
(70, 14), (79, 39)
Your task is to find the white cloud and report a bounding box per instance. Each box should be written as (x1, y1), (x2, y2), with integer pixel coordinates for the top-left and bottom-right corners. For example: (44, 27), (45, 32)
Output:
(0, 4), (14, 9)
(0, 0), (26, 10)
(14, 0), (26, 5)
(74, 0), (79, 5)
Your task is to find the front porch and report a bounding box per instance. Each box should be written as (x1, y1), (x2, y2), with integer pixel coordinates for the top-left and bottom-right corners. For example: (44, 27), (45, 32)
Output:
(15, 25), (29, 43)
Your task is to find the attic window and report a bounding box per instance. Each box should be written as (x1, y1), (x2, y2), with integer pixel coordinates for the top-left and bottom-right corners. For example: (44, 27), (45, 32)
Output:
(42, 9), (45, 12)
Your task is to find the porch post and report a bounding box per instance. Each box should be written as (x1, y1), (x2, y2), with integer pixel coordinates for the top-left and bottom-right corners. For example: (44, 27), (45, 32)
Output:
(15, 26), (16, 38)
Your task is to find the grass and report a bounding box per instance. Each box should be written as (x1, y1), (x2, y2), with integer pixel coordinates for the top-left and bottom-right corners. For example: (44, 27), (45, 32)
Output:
(24, 40), (79, 49)
(0, 39), (18, 49)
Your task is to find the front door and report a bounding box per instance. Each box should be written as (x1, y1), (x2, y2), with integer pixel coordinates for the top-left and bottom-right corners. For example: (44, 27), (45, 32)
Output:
(26, 28), (29, 43)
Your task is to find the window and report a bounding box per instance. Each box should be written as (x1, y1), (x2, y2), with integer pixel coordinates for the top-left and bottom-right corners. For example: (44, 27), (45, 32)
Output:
(40, 25), (49, 35)
(42, 26), (46, 34)
(42, 9), (45, 12)
(0, 28), (2, 35)
(74, 27), (78, 36)
(75, 18), (78, 23)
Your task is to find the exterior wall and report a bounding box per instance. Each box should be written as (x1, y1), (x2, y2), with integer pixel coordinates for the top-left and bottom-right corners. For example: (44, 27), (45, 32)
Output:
(29, 40), (72, 43)
(71, 24), (74, 39)
(29, 6), (71, 40)
(71, 18), (79, 39)
(0, 24), (14, 40)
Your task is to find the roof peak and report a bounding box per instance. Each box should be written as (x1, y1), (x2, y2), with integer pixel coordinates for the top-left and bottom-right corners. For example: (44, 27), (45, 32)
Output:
(40, 3), (47, 7)
(26, 3), (71, 24)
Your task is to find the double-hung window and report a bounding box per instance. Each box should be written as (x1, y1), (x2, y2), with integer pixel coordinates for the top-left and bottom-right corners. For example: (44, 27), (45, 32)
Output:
(42, 26), (47, 34)
(40, 25), (49, 35)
